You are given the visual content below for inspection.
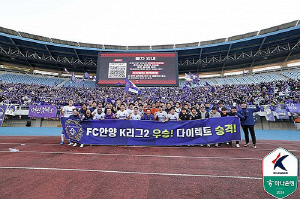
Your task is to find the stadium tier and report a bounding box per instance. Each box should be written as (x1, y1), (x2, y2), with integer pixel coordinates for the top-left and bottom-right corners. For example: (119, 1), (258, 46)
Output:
(0, 73), (64, 86)
(1, 69), (300, 88)
(61, 79), (96, 88)
(281, 70), (300, 80)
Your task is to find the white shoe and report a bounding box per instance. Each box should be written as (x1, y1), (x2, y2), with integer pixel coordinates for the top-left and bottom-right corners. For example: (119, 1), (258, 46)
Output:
(244, 143), (249, 147)
(236, 144), (240, 148)
(200, 144), (204, 147)
(80, 144), (84, 148)
(68, 142), (73, 146)
(253, 145), (257, 149)
(215, 143), (218, 147)
(207, 144), (210, 147)
(73, 143), (77, 147)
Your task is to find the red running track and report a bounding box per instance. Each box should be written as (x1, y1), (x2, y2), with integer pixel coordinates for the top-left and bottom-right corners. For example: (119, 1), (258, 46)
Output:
(0, 136), (299, 199)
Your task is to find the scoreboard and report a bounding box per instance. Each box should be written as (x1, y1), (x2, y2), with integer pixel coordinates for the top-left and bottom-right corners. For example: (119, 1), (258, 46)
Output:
(96, 52), (178, 86)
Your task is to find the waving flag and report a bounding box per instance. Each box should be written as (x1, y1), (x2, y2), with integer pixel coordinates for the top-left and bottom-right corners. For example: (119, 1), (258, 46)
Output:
(125, 78), (141, 94)
(192, 74), (200, 84)
(185, 73), (192, 82)
(84, 72), (90, 79)
(64, 68), (69, 73)
(71, 72), (76, 82)
(205, 82), (210, 86)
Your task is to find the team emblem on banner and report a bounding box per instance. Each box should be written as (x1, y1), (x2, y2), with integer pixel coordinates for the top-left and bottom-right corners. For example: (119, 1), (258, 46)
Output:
(65, 120), (83, 141)
(263, 147), (298, 198)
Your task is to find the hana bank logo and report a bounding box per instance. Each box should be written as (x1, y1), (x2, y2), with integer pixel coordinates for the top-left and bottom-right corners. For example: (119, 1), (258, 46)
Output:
(272, 153), (289, 171)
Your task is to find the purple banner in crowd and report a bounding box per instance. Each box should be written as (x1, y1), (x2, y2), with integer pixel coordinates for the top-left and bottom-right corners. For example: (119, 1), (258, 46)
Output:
(29, 105), (57, 118)
(286, 103), (300, 114)
(0, 105), (7, 126)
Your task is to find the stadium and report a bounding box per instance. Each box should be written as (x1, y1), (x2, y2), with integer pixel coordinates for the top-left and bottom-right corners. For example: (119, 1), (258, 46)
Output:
(0, 2), (300, 198)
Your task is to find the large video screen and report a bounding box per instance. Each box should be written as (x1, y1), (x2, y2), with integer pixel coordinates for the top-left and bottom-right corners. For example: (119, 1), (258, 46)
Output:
(96, 52), (178, 86)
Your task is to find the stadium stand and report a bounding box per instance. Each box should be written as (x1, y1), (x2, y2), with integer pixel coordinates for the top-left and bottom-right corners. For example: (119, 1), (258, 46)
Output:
(0, 73), (63, 86)
(281, 70), (300, 80)
(61, 79), (96, 88)
(0, 69), (299, 88)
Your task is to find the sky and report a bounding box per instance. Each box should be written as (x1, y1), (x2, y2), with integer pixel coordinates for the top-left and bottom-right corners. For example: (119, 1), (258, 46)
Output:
(0, 0), (300, 46)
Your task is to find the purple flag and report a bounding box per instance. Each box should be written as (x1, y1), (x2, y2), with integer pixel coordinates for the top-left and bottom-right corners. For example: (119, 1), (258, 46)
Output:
(84, 72), (90, 79)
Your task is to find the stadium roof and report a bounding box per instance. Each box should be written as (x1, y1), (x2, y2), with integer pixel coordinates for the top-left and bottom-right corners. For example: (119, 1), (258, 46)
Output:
(0, 20), (300, 74)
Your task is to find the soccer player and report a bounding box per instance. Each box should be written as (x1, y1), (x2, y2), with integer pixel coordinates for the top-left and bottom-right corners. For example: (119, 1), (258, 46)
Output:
(220, 107), (231, 147)
(238, 102), (260, 148)
(190, 107), (200, 120)
(116, 104), (129, 120)
(217, 101), (225, 113)
(138, 104), (144, 116)
(126, 103), (135, 115)
(165, 103), (172, 114)
(87, 101), (93, 109)
(183, 103), (190, 113)
(89, 101), (97, 112)
(199, 106), (209, 119)
(93, 108), (105, 120)
(60, 100), (75, 145)
(179, 108), (190, 120)
(82, 109), (93, 120)
(205, 102), (211, 112)
(175, 102), (181, 113)
(209, 107), (221, 147)
(130, 107), (141, 120)
(97, 102), (105, 112)
(150, 103), (159, 115)
(209, 107), (221, 118)
(220, 107), (228, 117)
(104, 103), (116, 114)
(167, 107), (179, 121)
(228, 106), (245, 148)
(154, 106), (168, 122)
(104, 108), (115, 119)
(142, 109), (154, 120)
(79, 103), (87, 118)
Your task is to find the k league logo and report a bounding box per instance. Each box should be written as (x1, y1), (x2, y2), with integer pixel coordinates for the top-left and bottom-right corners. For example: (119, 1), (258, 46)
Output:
(263, 147), (298, 199)
(272, 153), (289, 172)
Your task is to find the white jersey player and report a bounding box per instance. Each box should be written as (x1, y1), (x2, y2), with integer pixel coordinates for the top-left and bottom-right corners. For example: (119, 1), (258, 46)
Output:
(93, 108), (105, 120)
(130, 107), (141, 120)
(116, 104), (129, 120)
(61, 100), (76, 145)
(167, 108), (179, 121)
(155, 106), (168, 122)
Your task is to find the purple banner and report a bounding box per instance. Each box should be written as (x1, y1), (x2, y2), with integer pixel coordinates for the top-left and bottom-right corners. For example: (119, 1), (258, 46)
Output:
(63, 116), (241, 146)
(286, 103), (300, 114)
(29, 105), (57, 118)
